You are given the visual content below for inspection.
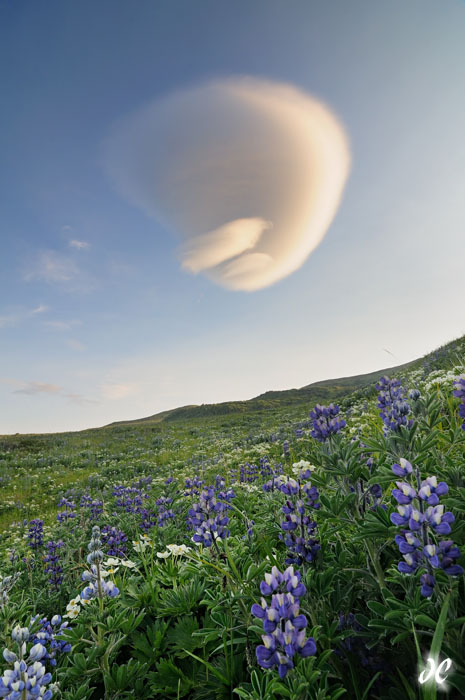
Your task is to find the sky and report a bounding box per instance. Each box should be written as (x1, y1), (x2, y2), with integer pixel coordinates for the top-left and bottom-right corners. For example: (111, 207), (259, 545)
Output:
(1, 0), (465, 434)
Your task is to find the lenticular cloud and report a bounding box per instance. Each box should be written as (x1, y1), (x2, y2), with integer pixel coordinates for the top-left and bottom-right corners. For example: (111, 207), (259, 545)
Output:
(104, 77), (350, 291)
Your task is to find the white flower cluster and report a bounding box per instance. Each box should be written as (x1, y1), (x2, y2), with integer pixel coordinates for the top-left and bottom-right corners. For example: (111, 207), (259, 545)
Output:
(156, 543), (191, 558)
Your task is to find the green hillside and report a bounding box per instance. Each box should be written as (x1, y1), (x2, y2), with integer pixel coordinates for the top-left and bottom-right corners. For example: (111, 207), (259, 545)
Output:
(106, 359), (417, 427)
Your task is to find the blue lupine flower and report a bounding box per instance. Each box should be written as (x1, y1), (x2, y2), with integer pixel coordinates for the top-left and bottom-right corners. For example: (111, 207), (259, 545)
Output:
(390, 459), (463, 597)
(0, 628), (55, 699)
(376, 376), (413, 433)
(438, 540), (464, 576)
(418, 476), (448, 506)
(420, 573), (436, 598)
(398, 551), (421, 574)
(56, 498), (76, 523)
(392, 482), (417, 505)
(101, 526), (127, 558)
(27, 520), (44, 550)
(278, 475), (320, 567)
(80, 565), (119, 601)
(43, 541), (64, 589)
(425, 505), (454, 535)
(422, 544), (440, 568)
(188, 484), (234, 548)
(453, 374), (465, 430)
(392, 458), (413, 478)
(309, 403), (346, 442)
(394, 531), (421, 554)
(252, 566), (316, 678)
(31, 617), (72, 667)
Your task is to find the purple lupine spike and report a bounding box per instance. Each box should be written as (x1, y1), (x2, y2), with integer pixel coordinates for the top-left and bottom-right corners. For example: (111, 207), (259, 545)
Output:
(252, 566), (316, 678)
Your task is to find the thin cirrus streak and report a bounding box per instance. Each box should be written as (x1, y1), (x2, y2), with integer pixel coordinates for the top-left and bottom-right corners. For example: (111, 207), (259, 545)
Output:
(104, 77), (350, 291)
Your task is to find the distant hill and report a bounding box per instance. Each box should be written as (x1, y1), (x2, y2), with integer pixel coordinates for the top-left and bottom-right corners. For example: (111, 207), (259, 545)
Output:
(105, 359), (419, 428)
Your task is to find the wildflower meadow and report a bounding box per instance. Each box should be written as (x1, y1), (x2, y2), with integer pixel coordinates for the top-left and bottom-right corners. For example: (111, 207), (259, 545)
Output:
(1, 337), (464, 699)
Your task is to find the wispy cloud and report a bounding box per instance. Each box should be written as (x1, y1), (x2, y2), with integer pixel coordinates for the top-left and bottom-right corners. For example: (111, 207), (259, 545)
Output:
(44, 319), (82, 331)
(13, 381), (63, 395)
(0, 304), (50, 328)
(69, 239), (90, 250)
(3, 377), (97, 404)
(31, 304), (49, 314)
(24, 251), (79, 283)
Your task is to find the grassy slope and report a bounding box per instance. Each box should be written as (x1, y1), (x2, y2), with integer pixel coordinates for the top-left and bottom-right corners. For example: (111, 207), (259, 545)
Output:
(106, 359), (417, 427)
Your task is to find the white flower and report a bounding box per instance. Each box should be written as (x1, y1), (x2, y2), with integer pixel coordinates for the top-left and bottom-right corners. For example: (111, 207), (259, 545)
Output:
(104, 557), (121, 567)
(132, 536), (152, 553)
(167, 544), (191, 556)
(64, 608), (79, 619)
(157, 551), (170, 559)
(120, 559), (137, 569)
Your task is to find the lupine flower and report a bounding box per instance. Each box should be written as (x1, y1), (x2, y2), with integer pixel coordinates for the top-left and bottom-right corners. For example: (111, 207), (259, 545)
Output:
(392, 482), (417, 505)
(80, 570), (119, 601)
(56, 498), (76, 523)
(392, 458), (413, 478)
(43, 541), (64, 590)
(27, 519), (44, 550)
(453, 374), (465, 430)
(418, 477), (448, 506)
(31, 616), (71, 667)
(278, 475), (320, 568)
(155, 497), (176, 527)
(438, 540), (464, 576)
(101, 526), (127, 558)
(252, 566), (316, 678)
(309, 403), (346, 442)
(420, 573), (435, 597)
(79, 526), (119, 604)
(424, 505), (454, 535)
(376, 376), (413, 433)
(1, 628), (54, 699)
(188, 487), (231, 548)
(390, 460), (463, 596)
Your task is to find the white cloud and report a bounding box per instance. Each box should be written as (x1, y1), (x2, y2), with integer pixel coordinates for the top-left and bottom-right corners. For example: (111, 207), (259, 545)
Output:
(181, 217), (270, 273)
(104, 76), (350, 291)
(69, 239), (90, 250)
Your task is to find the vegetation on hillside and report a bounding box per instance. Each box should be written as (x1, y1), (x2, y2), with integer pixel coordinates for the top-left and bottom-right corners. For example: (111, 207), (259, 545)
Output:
(0, 335), (464, 699)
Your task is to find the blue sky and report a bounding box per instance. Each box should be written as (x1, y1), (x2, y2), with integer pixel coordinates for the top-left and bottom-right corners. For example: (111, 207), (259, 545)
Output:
(1, 0), (465, 433)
